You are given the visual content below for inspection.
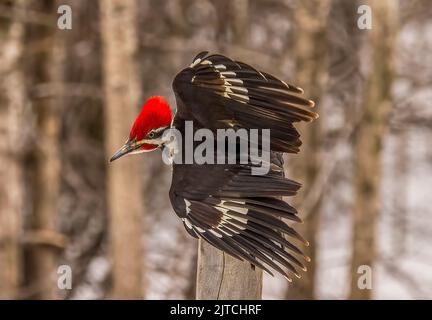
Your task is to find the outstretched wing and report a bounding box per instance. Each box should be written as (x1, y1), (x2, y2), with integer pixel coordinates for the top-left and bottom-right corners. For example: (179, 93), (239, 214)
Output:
(172, 51), (318, 153)
(169, 52), (317, 280)
(169, 154), (310, 281)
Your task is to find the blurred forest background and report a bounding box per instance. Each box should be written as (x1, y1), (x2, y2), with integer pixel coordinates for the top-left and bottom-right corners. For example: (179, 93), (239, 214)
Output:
(0, 0), (431, 299)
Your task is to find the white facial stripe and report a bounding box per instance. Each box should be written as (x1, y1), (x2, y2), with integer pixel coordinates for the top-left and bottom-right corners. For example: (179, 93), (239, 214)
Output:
(134, 126), (170, 148)
(153, 126), (168, 133)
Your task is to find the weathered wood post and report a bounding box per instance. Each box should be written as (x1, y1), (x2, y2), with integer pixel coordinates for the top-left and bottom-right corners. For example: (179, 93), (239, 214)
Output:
(196, 240), (262, 300)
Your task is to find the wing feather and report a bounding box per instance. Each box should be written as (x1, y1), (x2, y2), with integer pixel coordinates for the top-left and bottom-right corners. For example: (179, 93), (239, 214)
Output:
(172, 52), (318, 153)
(169, 52), (317, 280)
(169, 163), (309, 279)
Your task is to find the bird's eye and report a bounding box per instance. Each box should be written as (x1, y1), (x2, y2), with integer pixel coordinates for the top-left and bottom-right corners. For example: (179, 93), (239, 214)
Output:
(148, 131), (155, 138)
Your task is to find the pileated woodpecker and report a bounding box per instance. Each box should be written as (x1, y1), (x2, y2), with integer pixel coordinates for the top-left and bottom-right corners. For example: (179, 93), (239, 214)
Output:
(110, 52), (318, 281)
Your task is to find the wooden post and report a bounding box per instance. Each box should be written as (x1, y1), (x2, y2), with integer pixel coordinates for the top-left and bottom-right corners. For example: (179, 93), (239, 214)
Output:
(196, 240), (262, 300)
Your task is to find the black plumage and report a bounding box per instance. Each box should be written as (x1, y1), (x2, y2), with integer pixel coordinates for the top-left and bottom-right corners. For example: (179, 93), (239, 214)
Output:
(169, 51), (318, 281)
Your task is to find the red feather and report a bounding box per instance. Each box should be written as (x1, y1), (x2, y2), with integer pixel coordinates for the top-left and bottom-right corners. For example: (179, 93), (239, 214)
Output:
(129, 96), (172, 150)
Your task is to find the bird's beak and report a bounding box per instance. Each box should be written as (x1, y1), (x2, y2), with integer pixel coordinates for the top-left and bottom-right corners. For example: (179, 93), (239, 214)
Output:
(109, 139), (157, 162)
(109, 140), (139, 162)
(110, 142), (134, 162)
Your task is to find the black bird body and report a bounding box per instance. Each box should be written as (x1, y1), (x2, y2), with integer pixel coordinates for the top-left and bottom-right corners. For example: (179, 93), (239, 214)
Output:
(167, 52), (318, 280)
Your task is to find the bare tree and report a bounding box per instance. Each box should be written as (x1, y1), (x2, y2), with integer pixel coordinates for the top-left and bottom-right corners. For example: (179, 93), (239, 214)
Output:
(285, 0), (330, 300)
(56, 0), (107, 299)
(100, 0), (145, 299)
(0, 0), (26, 299)
(23, 0), (65, 299)
(349, 0), (398, 300)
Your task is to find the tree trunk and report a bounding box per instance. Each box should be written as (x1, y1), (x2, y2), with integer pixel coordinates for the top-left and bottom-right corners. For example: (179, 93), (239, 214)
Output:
(196, 0), (262, 300)
(24, 0), (64, 299)
(100, 0), (145, 299)
(349, 0), (397, 300)
(57, 0), (106, 300)
(0, 1), (26, 299)
(285, 0), (330, 300)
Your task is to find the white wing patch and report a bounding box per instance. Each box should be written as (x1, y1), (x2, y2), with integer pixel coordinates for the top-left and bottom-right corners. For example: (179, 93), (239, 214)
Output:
(182, 198), (248, 236)
(213, 200), (248, 232)
(182, 218), (193, 230)
(191, 60), (250, 104)
(189, 58), (202, 68)
(184, 199), (191, 214)
(217, 200), (248, 215)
